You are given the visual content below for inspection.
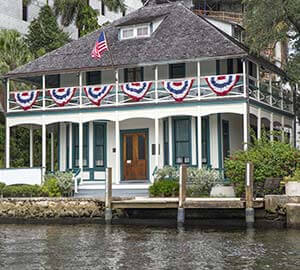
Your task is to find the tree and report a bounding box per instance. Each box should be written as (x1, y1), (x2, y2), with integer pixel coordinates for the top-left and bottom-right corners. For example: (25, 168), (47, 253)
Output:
(26, 5), (70, 57)
(53, 0), (126, 37)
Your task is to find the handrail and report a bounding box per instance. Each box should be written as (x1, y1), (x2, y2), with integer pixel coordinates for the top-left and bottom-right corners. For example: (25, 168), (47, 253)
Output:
(194, 9), (243, 24)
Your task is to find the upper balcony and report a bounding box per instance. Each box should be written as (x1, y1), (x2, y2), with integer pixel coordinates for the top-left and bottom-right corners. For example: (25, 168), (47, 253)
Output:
(5, 59), (294, 115)
(194, 9), (243, 25)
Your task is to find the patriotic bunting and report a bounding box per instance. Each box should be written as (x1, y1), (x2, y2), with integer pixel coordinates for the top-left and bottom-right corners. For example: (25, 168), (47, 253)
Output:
(162, 79), (194, 102)
(49, 87), (77, 107)
(14, 91), (39, 111)
(84, 85), (113, 106)
(205, 74), (240, 96)
(121, 82), (152, 101)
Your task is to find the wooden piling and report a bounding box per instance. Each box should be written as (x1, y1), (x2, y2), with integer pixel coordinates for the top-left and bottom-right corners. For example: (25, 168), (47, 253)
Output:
(177, 165), (187, 225)
(245, 162), (255, 228)
(105, 167), (112, 224)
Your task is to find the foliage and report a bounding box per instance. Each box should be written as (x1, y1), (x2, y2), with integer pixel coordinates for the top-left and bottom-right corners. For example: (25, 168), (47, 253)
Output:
(225, 133), (300, 197)
(54, 171), (73, 195)
(154, 166), (179, 181)
(41, 175), (61, 197)
(0, 182), (5, 195)
(187, 167), (222, 197)
(76, 5), (100, 37)
(26, 5), (70, 57)
(149, 180), (179, 197)
(2, 184), (42, 197)
(284, 168), (300, 183)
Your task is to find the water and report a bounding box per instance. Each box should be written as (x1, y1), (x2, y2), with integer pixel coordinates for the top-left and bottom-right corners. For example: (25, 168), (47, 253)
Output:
(0, 224), (299, 270)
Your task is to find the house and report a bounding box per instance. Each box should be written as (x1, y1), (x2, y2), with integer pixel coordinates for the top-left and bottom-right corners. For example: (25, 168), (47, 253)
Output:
(2, 0), (295, 194)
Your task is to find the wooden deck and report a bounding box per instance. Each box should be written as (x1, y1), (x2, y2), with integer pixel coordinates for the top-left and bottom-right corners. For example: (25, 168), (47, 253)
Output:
(111, 197), (264, 209)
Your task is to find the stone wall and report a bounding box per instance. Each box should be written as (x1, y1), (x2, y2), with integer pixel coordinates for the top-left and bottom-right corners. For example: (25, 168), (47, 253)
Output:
(0, 198), (109, 219)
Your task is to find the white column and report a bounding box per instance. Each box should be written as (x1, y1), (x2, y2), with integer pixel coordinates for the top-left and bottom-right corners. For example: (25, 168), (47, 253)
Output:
(197, 61), (201, 99)
(5, 119), (10, 168)
(69, 123), (72, 169)
(168, 116), (173, 166)
(270, 113), (274, 141)
(79, 121), (83, 179)
(256, 64), (260, 101)
(257, 108), (262, 139)
(6, 78), (10, 112)
(51, 132), (54, 172)
(155, 117), (159, 168)
(243, 104), (249, 151)
(155, 65), (158, 103)
(269, 75), (272, 105)
(243, 60), (247, 98)
(89, 121), (94, 169)
(79, 72), (83, 107)
(115, 70), (119, 105)
(281, 116), (285, 142)
(191, 117), (197, 165)
(29, 126), (33, 168)
(42, 123), (46, 178)
(197, 115), (202, 169)
(115, 120), (120, 183)
(42, 74), (46, 109)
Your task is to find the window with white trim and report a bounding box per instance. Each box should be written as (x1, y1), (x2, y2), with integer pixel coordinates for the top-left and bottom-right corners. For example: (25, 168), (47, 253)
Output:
(120, 24), (151, 40)
(122, 28), (134, 39)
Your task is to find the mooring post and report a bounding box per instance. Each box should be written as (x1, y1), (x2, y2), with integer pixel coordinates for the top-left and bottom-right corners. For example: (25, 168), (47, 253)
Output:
(245, 162), (255, 228)
(177, 165), (187, 225)
(105, 167), (112, 224)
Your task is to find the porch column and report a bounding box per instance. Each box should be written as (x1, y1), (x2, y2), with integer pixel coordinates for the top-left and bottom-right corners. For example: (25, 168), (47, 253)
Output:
(168, 116), (173, 166)
(42, 75), (46, 109)
(79, 121), (83, 179)
(89, 121), (94, 171)
(6, 78), (10, 113)
(115, 70), (119, 105)
(69, 123), (72, 169)
(281, 116), (285, 142)
(257, 108), (262, 139)
(155, 65), (158, 103)
(270, 113), (274, 141)
(42, 123), (46, 178)
(243, 59), (247, 98)
(197, 61), (201, 99)
(197, 115), (202, 169)
(79, 72), (83, 107)
(50, 132), (54, 172)
(243, 104), (249, 151)
(5, 119), (10, 168)
(115, 120), (120, 183)
(29, 126), (33, 168)
(155, 117), (159, 169)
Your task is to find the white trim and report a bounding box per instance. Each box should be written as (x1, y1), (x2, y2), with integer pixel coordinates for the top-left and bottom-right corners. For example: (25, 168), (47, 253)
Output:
(79, 120), (83, 180)
(119, 23), (151, 40)
(197, 115), (202, 169)
(69, 123), (72, 169)
(42, 122), (46, 179)
(270, 112), (274, 141)
(89, 121), (94, 168)
(155, 117), (159, 170)
(168, 116), (173, 166)
(5, 119), (10, 168)
(115, 119), (120, 184)
(243, 103), (248, 151)
(51, 132), (54, 171)
(257, 108), (261, 139)
(29, 126), (33, 168)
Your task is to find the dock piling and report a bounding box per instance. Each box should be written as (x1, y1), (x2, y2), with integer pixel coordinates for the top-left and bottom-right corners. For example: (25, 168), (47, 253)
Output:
(177, 165), (187, 225)
(245, 162), (255, 228)
(105, 167), (112, 224)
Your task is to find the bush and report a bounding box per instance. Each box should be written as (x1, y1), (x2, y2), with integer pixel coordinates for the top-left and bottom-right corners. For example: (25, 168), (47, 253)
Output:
(41, 176), (61, 197)
(225, 134), (300, 197)
(0, 182), (6, 196)
(55, 171), (73, 196)
(154, 166), (179, 181)
(149, 180), (179, 197)
(2, 184), (42, 197)
(187, 167), (222, 197)
(284, 168), (300, 183)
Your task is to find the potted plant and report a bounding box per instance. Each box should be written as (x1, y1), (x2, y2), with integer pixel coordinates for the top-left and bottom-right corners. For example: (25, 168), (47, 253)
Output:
(284, 169), (300, 196)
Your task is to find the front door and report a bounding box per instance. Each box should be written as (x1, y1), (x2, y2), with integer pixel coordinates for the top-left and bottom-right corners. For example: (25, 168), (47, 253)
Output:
(123, 132), (147, 180)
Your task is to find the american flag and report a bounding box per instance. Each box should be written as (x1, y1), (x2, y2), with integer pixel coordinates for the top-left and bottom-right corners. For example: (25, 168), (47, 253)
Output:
(91, 31), (109, 59)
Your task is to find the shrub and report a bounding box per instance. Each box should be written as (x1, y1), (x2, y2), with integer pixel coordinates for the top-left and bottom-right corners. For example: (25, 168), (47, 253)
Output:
(2, 184), (42, 197)
(149, 180), (179, 197)
(0, 182), (6, 196)
(187, 167), (222, 197)
(55, 171), (73, 195)
(154, 166), (179, 181)
(284, 168), (300, 183)
(225, 134), (300, 197)
(41, 176), (61, 197)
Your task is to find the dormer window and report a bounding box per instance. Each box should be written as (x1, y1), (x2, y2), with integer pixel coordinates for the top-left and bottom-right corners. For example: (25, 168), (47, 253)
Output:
(120, 24), (151, 40)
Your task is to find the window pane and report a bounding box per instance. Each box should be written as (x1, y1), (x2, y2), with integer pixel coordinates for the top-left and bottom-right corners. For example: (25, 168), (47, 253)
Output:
(126, 136), (133, 160)
(87, 71), (101, 85)
(170, 63), (185, 79)
(176, 142), (189, 157)
(137, 27), (148, 36)
(175, 120), (189, 140)
(138, 135), (145, 160)
(123, 28), (134, 38)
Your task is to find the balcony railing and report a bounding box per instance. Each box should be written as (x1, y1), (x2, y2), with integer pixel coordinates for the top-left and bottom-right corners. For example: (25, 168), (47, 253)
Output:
(194, 9), (243, 24)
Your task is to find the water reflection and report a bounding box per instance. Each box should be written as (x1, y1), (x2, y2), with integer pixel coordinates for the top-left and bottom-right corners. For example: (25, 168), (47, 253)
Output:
(0, 225), (299, 269)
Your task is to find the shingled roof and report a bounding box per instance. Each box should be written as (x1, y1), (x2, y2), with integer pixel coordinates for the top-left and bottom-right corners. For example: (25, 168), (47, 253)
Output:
(7, 2), (249, 77)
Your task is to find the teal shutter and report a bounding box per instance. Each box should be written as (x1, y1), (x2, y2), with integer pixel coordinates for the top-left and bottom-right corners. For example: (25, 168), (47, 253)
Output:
(163, 119), (169, 165)
(94, 122), (106, 170)
(72, 123), (79, 168)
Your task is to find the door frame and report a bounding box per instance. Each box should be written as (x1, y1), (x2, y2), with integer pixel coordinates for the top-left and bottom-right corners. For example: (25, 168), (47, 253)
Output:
(120, 128), (149, 182)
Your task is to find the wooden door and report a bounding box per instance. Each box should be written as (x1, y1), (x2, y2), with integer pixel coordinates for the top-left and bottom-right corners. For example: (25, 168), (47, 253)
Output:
(123, 132), (147, 180)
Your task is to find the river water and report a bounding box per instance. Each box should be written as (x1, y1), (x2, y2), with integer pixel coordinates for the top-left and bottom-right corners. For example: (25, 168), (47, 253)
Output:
(0, 224), (299, 270)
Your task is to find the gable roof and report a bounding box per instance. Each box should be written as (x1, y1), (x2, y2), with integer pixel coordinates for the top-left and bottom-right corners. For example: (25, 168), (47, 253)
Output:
(7, 2), (249, 77)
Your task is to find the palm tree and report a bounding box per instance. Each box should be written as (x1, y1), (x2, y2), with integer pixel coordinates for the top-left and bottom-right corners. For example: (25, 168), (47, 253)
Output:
(53, 0), (126, 37)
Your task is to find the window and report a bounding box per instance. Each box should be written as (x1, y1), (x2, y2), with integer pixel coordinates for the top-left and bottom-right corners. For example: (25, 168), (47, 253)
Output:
(173, 118), (191, 165)
(222, 120), (230, 161)
(22, 3), (28, 21)
(72, 123), (89, 168)
(101, 0), (105, 16)
(87, 71), (101, 85)
(122, 28), (134, 39)
(169, 63), (186, 79)
(201, 116), (210, 165)
(46, 74), (60, 88)
(227, 59), (233, 74)
(124, 67), (144, 82)
(94, 122), (106, 169)
(137, 26), (149, 37)
(163, 119), (169, 165)
(120, 24), (151, 40)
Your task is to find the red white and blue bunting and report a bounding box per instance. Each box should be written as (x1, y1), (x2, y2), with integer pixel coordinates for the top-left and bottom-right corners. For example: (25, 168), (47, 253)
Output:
(14, 91), (39, 111)
(84, 85), (113, 106)
(49, 87), (77, 107)
(205, 74), (240, 96)
(121, 82), (152, 101)
(162, 79), (194, 102)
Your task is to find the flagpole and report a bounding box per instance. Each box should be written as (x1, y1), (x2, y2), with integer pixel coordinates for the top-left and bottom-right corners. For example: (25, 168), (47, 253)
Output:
(103, 31), (117, 73)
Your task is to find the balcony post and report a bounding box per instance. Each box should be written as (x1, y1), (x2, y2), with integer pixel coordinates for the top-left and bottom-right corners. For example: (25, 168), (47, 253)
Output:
(243, 59), (247, 98)
(269, 75), (272, 105)
(42, 122), (46, 180)
(155, 65), (158, 103)
(79, 72), (83, 107)
(256, 64), (260, 101)
(257, 108), (262, 139)
(197, 61), (201, 99)
(51, 131), (54, 172)
(243, 103), (249, 151)
(6, 78), (10, 113)
(115, 69), (119, 105)
(79, 121), (83, 180)
(270, 113), (274, 141)
(155, 117), (159, 170)
(30, 126), (33, 168)
(42, 74), (46, 110)
(197, 115), (202, 169)
(69, 123), (73, 169)
(115, 119), (120, 184)
(168, 116), (173, 166)
(5, 119), (10, 168)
